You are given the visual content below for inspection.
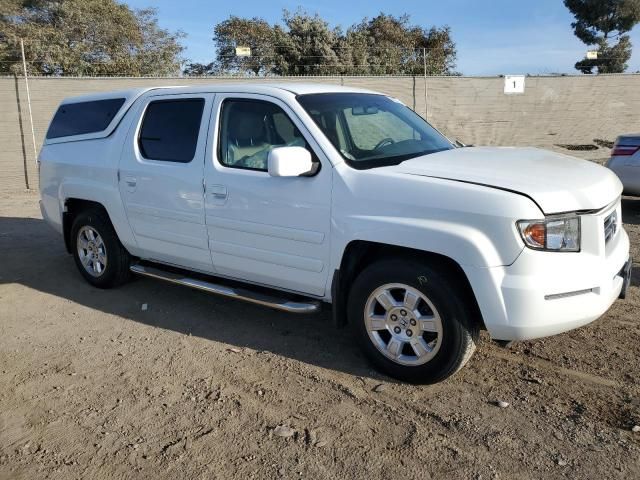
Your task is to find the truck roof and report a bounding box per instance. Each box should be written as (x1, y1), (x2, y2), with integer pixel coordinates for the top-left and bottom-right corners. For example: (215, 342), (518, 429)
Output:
(59, 83), (377, 105)
(46, 83), (382, 146)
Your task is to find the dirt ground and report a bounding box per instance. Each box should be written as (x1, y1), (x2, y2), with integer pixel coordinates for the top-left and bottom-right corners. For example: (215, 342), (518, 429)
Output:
(0, 188), (638, 480)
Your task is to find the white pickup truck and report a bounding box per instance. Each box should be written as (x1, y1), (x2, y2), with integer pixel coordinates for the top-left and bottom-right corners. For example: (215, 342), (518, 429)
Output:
(39, 84), (632, 383)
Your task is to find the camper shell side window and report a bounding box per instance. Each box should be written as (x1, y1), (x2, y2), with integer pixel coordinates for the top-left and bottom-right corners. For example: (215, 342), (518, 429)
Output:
(46, 98), (126, 139)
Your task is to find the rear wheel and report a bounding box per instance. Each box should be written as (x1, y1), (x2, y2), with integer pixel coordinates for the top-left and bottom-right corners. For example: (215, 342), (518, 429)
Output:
(348, 258), (478, 384)
(71, 209), (131, 288)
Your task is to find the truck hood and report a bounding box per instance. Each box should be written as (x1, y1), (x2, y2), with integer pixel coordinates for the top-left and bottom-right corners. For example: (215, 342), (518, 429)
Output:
(394, 147), (622, 214)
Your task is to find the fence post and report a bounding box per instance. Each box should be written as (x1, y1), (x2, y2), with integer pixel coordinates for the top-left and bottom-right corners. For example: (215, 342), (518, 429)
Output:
(423, 47), (428, 120)
(412, 76), (416, 111)
(13, 75), (30, 190)
(20, 39), (38, 167)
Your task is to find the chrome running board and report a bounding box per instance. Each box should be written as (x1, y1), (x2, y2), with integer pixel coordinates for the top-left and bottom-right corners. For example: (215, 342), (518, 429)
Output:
(130, 264), (321, 314)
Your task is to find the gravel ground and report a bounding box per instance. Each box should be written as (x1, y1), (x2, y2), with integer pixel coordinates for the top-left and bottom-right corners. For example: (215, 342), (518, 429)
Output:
(0, 189), (639, 480)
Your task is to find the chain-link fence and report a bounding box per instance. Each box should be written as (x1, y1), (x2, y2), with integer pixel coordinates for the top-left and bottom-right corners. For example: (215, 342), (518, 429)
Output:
(3, 73), (640, 191)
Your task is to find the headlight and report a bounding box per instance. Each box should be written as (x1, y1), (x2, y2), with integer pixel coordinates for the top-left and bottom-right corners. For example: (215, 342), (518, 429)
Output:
(517, 215), (581, 252)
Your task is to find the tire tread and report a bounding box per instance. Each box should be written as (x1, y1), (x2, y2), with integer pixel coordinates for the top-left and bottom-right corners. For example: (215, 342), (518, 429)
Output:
(348, 257), (479, 384)
(71, 208), (131, 289)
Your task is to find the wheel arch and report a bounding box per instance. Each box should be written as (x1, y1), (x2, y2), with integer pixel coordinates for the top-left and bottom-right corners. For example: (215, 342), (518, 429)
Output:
(331, 240), (485, 331)
(58, 178), (138, 255)
(62, 199), (111, 253)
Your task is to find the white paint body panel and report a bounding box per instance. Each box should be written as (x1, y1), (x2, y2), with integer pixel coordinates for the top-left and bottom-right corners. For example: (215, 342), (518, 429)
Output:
(465, 201), (629, 340)
(38, 83), (630, 342)
(117, 92), (215, 273)
(396, 146), (623, 213)
(204, 93), (332, 296)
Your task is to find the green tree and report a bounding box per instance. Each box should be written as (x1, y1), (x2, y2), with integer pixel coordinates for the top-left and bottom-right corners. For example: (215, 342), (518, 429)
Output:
(340, 14), (456, 75)
(564, 0), (640, 73)
(272, 9), (341, 75)
(199, 10), (456, 76)
(0, 0), (23, 70)
(182, 61), (219, 76)
(1, 0), (185, 76)
(212, 16), (278, 75)
(341, 14), (410, 75)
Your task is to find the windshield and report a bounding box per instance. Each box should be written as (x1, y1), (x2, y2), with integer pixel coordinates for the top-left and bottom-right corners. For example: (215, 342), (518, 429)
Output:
(297, 93), (453, 169)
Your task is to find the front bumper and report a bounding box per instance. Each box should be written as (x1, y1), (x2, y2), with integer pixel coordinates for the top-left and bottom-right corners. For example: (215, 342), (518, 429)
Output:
(466, 203), (631, 341)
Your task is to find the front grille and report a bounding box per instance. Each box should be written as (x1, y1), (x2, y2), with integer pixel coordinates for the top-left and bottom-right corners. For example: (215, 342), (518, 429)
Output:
(604, 210), (618, 244)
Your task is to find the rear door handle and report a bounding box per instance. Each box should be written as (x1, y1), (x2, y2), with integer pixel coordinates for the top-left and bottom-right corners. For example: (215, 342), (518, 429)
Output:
(124, 176), (137, 192)
(209, 185), (227, 198)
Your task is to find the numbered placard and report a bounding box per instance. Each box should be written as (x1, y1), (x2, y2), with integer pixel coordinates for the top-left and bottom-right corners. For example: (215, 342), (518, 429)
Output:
(504, 75), (525, 94)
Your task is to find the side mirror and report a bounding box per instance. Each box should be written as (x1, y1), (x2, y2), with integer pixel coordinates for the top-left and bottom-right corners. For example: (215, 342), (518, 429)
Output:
(268, 146), (313, 177)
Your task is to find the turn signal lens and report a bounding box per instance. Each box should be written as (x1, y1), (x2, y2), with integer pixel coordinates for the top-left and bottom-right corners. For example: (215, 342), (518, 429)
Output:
(522, 222), (546, 249)
(517, 216), (581, 252)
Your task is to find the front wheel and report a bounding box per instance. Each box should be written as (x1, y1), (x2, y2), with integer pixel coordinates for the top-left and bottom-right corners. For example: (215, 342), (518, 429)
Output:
(71, 209), (131, 288)
(348, 259), (478, 384)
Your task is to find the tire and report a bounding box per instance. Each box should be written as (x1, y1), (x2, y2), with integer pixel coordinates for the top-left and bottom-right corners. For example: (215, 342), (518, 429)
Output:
(70, 208), (131, 288)
(348, 258), (478, 384)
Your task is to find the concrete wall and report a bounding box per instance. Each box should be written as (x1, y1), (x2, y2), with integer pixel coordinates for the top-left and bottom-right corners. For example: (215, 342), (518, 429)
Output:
(2, 74), (639, 191)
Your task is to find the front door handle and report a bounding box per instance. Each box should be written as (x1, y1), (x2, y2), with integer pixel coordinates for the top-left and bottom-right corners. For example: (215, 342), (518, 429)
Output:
(209, 184), (227, 198)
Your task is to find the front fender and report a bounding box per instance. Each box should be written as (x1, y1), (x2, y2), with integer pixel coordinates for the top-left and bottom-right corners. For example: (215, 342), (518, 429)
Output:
(335, 214), (517, 269)
(329, 164), (542, 276)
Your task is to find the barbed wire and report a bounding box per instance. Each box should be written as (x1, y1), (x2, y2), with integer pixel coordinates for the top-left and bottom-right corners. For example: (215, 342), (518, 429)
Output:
(0, 62), (446, 69)
(4, 71), (640, 78)
(4, 37), (444, 51)
(1, 56), (633, 67)
(3, 42), (637, 75)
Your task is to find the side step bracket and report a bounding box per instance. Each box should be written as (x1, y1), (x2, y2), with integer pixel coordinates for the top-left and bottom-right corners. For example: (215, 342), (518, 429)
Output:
(130, 264), (321, 314)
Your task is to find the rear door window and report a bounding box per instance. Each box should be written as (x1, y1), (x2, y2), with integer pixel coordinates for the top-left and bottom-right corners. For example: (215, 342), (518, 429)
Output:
(138, 99), (205, 163)
(46, 98), (125, 139)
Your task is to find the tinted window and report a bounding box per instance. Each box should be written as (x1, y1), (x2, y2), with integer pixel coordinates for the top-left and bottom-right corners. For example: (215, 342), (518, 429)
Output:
(218, 99), (309, 171)
(139, 99), (204, 163)
(46, 98), (125, 139)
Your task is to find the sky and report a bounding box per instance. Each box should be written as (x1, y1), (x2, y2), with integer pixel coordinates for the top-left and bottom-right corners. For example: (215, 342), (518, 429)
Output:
(123, 0), (640, 75)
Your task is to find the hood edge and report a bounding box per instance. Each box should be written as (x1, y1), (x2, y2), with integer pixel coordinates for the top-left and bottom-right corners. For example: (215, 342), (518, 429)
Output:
(404, 173), (546, 214)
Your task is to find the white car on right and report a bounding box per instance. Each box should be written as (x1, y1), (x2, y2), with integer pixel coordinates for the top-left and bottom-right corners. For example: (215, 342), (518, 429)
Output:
(607, 134), (640, 196)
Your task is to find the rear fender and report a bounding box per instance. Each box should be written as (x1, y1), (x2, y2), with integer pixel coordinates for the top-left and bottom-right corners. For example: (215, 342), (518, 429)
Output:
(59, 179), (139, 254)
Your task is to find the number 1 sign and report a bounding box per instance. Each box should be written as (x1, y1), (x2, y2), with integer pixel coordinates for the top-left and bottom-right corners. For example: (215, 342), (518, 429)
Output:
(504, 75), (525, 94)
